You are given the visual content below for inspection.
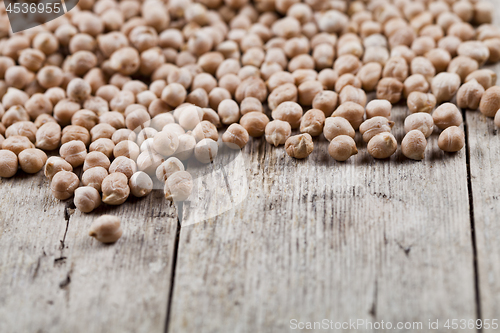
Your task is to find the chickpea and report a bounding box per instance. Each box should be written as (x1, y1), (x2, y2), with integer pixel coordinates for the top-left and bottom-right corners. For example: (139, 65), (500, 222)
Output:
(60, 140), (87, 167)
(299, 109), (325, 137)
(88, 215), (123, 243)
(431, 72), (461, 103)
(156, 157), (184, 182)
(339, 86), (367, 107)
(494, 110), (500, 128)
(195, 138), (218, 163)
(164, 171), (193, 202)
(109, 47), (140, 76)
(81, 167), (108, 192)
(401, 130), (427, 161)
(24, 94), (52, 121)
(53, 99), (81, 127)
(390, 45), (415, 64)
(61, 125), (91, 146)
(89, 138), (115, 159)
(457, 79), (485, 110)
(67, 51), (98, 76)
(264, 120), (291, 147)
(404, 113), (434, 138)
(465, 69), (497, 90)
(5, 121), (37, 143)
(74, 187), (101, 213)
(83, 151), (110, 172)
(267, 83), (298, 111)
(383, 56), (409, 82)
(356, 62), (382, 92)
(376, 78), (403, 104)
(328, 135), (358, 162)
(108, 156), (137, 179)
(44, 156), (73, 180)
(359, 117), (395, 143)
(102, 172), (130, 205)
(50, 171), (80, 200)
(0, 150), (18, 178)
(448, 56), (478, 83)
(363, 46), (390, 65)
(403, 74), (429, 98)
(152, 131), (179, 157)
(2, 135), (35, 155)
(285, 133), (314, 159)
(162, 123), (185, 137)
(271, 101), (303, 129)
(161, 83), (187, 108)
(129, 172), (153, 198)
(438, 126), (465, 152)
(438, 36), (461, 58)
(125, 109), (151, 131)
(218, 124), (248, 149)
(66, 78), (91, 102)
(432, 103), (463, 130)
(367, 133), (398, 159)
(311, 91), (338, 117)
(365, 100), (390, 119)
(323, 117), (355, 142)
(334, 54), (362, 76)
(173, 133), (196, 160)
(2, 88), (29, 110)
(192, 121), (218, 142)
(479, 86), (500, 117)
(411, 56), (435, 83)
(4, 66), (31, 90)
(2, 106), (30, 128)
(474, 1), (494, 25)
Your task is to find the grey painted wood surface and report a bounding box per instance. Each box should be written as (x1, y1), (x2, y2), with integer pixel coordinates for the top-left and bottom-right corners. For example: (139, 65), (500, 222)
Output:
(168, 105), (477, 332)
(0, 173), (179, 333)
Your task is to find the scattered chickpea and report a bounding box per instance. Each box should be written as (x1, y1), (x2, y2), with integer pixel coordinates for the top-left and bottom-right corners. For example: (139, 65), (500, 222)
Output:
(156, 157), (185, 182)
(18, 148), (47, 174)
(438, 126), (465, 152)
(367, 133), (398, 159)
(61, 125), (91, 146)
(271, 101), (303, 129)
(328, 135), (358, 162)
(175, 134), (198, 159)
(88, 215), (123, 243)
(376, 78), (404, 104)
(0, 150), (18, 178)
(479, 86), (500, 117)
(359, 117), (395, 143)
(299, 109), (325, 137)
(433, 103), (463, 130)
(404, 113), (434, 138)
(74, 187), (101, 213)
(89, 138), (115, 159)
(457, 79), (485, 110)
(194, 138), (218, 163)
(2, 135), (35, 155)
(164, 171), (193, 202)
(431, 72), (461, 103)
(81, 167), (108, 192)
(285, 133), (314, 159)
(222, 124), (249, 149)
(60, 140), (87, 167)
(331, 102), (365, 130)
(407, 92), (437, 114)
(109, 156), (137, 179)
(402, 130), (427, 161)
(102, 172), (130, 205)
(50, 171), (80, 200)
(240, 112), (269, 137)
(465, 69), (497, 90)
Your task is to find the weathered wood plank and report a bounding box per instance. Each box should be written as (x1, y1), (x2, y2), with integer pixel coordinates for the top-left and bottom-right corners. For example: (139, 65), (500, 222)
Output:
(168, 103), (476, 332)
(0, 172), (178, 333)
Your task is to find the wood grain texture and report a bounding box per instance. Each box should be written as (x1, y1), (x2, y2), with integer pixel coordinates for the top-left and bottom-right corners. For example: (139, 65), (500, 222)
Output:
(0, 172), (179, 333)
(168, 104), (477, 332)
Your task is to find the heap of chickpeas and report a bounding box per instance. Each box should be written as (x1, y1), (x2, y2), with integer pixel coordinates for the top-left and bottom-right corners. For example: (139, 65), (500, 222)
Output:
(1, 0), (500, 241)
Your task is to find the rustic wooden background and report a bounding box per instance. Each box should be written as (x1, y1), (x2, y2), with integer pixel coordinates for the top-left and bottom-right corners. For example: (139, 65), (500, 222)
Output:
(2, 7), (500, 333)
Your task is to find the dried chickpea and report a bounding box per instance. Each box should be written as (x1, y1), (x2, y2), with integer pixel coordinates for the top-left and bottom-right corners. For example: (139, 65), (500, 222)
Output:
(88, 215), (123, 243)
(102, 172), (130, 205)
(403, 74), (429, 98)
(178, 105), (203, 130)
(129, 172), (153, 198)
(335, 74), (361, 93)
(376, 78), (404, 104)
(411, 56), (435, 83)
(192, 121), (218, 142)
(89, 138), (115, 159)
(383, 56), (409, 82)
(83, 151), (110, 172)
(298, 81), (323, 106)
(2, 106), (30, 128)
(438, 126), (465, 152)
(334, 54), (362, 76)
(267, 83), (298, 110)
(90, 123), (116, 142)
(53, 99), (81, 127)
(61, 125), (91, 146)
(81, 167), (108, 192)
(194, 138), (218, 163)
(109, 156), (137, 179)
(44, 156), (73, 180)
(424, 48), (451, 73)
(0, 150), (18, 178)
(66, 78), (91, 102)
(432, 103), (463, 130)
(50, 171), (80, 200)
(339, 86), (367, 106)
(323, 117), (355, 142)
(60, 140), (87, 167)
(5, 66), (32, 90)
(271, 101), (303, 129)
(74, 187), (101, 213)
(156, 157), (184, 182)
(164, 171), (193, 202)
(217, 99), (240, 125)
(285, 133), (314, 159)
(367, 133), (398, 159)
(317, 69), (339, 91)
(175, 133), (197, 159)
(328, 135), (358, 162)
(457, 41), (490, 66)
(2, 136), (34, 155)
(448, 56), (479, 82)
(153, 131), (179, 157)
(483, 38), (500, 63)
(312, 91), (338, 117)
(359, 117), (395, 143)
(240, 97), (263, 115)
(299, 109), (325, 137)
(356, 62), (382, 92)
(457, 80), (485, 110)
(479, 86), (500, 117)
(494, 110), (500, 128)
(5, 121), (37, 143)
(404, 113), (434, 138)
(401, 130), (427, 161)
(126, 109), (151, 131)
(240, 112), (269, 137)
(431, 72), (461, 103)
(465, 69), (497, 90)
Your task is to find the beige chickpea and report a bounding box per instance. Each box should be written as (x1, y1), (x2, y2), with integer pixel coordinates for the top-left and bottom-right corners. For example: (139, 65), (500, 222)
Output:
(407, 92), (437, 114)
(285, 133), (313, 159)
(465, 70), (497, 90)
(129, 171), (153, 198)
(335, 74), (361, 93)
(479, 86), (500, 117)
(44, 156), (73, 180)
(2, 88), (29, 110)
(299, 109), (325, 137)
(44, 87), (66, 107)
(483, 38), (500, 63)
(437, 36), (461, 58)
(391, 45), (416, 64)
(448, 56), (478, 82)
(457, 41), (489, 67)
(423, 49), (451, 74)
(356, 62), (382, 92)
(192, 121), (218, 143)
(83, 151), (110, 172)
(60, 140), (87, 167)
(376, 78), (403, 104)
(438, 126), (465, 152)
(494, 110), (500, 128)
(367, 133), (398, 159)
(334, 55), (362, 76)
(217, 99), (240, 125)
(5, 121), (37, 143)
(174, 133), (197, 159)
(219, 74), (241, 97)
(88, 215), (123, 243)
(193, 73), (218, 94)
(432, 103), (463, 130)
(90, 124), (116, 142)
(67, 51), (98, 76)
(113, 139), (141, 160)
(234, 77), (267, 103)
(267, 83), (298, 111)
(125, 109), (151, 131)
(271, 101), (303, 129)
(50, 171), (80, 200)
(359, 117), (395, 143)
(66, 78), (91, 102)
(186, 88), (209, 108)
(0, 150), (18, 178)
(457, 80), (485, 110)
(178, 105), (203, 131)
(109, 156), (137, 179)
(164, 171), (193, 202)
(5, 66), (32, 90)
(89, 138), (115, 159)
(18, 48), (45, 72)
(148, 99), (172, 119)
(383, 56), (409, 82)
(317, 69), (338, 91)
(99, 112), (125, 130)
(404, 113), (434, 138)
(239, 112), (269, 137)
(410, 57), (435, 83)
(411, 37), (435, 57)
(363, 46), (389, 66)
(84, 97), (109, 116)
(298, 81), (323, 106)
(153, 131), (179, 157)
(34, 114), (57, 129)
(162, 123), (185, 137)
(431, 72), (461, 103)
(331, 102), (365, 130)
(208, 88), (232, 111)
(53, 99), (81, 127)
(71, 110), (98, 131)
(102, 172), (130, 205)
(328, 135), (358, 162)
(61, 125), (91, 146)
(110, 91), (135, 114)
(161, 83), (187, 108)
(112, 129), (136, 145)
(312, 91), (338, 117)
(240, 97), (263, 115)
(403, 74), (429, 98)
(74, 187), (101, 213)
(339, 86), (367, 107)
(222, 124), (249, 149)
(323, 117), (355, 142)
(2, 106), (30, 128)
(194, 138), (218, 163)
(2, 136), (35, 155)
(401, 130), (427, 161)
(81, 167), (108, 192)
(109, 47), (140, 76)
(366, 100), (391, 119)
(156, 157), (184, 182)
(474, 1), (494, 25)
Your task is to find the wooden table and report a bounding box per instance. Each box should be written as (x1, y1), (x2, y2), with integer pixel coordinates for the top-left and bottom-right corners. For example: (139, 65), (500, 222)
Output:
(2, 21), (500, 333)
